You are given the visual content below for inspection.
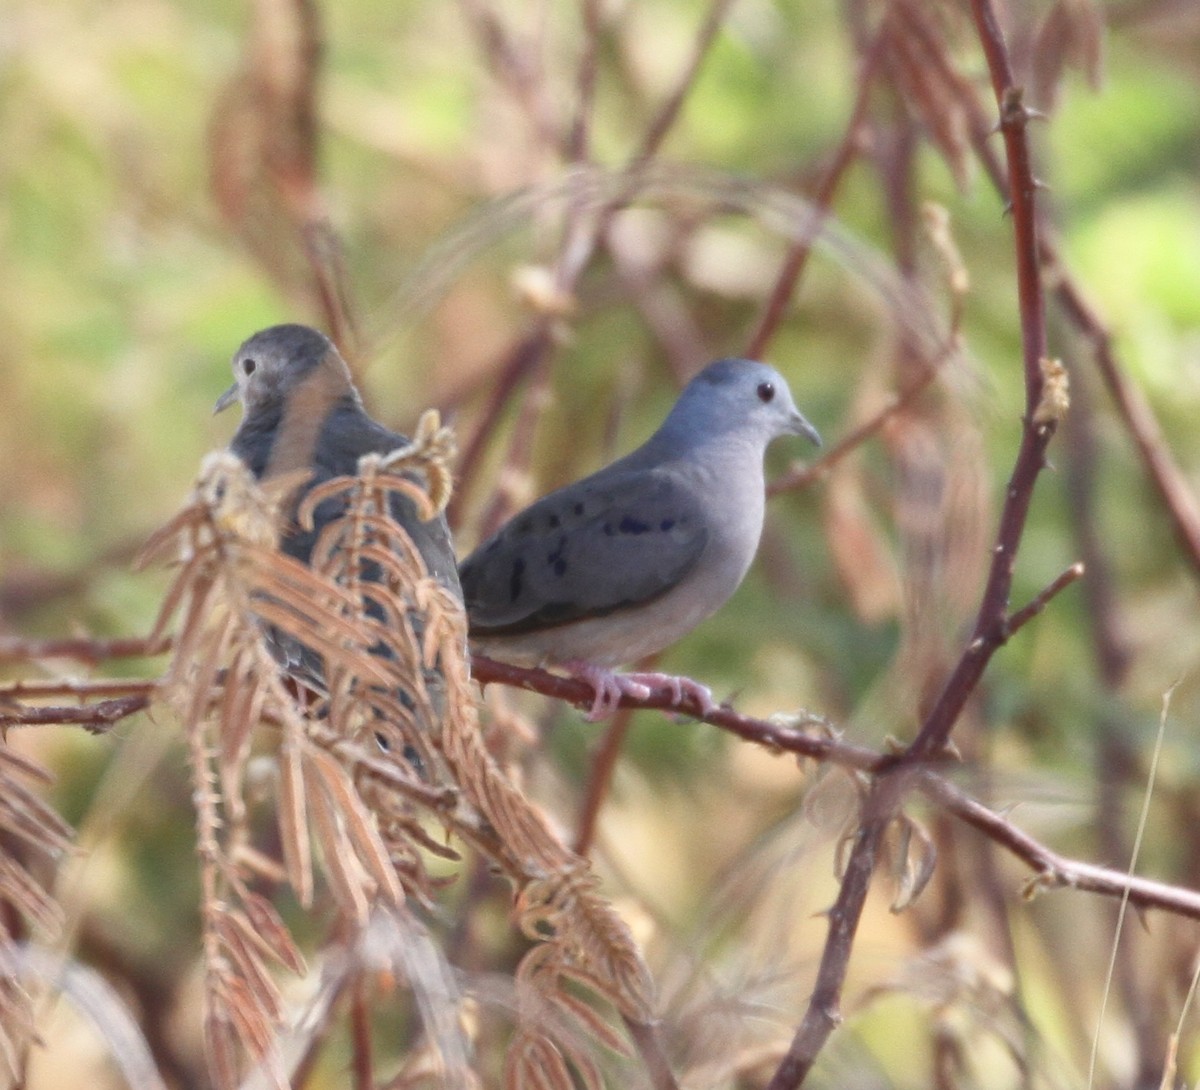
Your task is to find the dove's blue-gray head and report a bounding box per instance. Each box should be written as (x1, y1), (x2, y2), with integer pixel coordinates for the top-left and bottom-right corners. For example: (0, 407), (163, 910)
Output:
(214, 324), (360, 417)
(653, 358), (821, 453)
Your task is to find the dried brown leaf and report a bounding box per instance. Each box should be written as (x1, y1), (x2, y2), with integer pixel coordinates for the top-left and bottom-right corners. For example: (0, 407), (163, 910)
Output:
(0, 745), (55, 786)
(218, 914), (285, 1022)
(1032, 0), (1106, 110)
(884, 0), (973, 189)
(305, 746), (405, 908)
(218, 648), (268, 772)
(236, 892), (307, 976)
(506, 1032), (573, 1090)
(216, 975), (288, 1090)
(887, 813), (938, 913)
(548, 988), (631, 1056)
(278, 731), (313, 907)
(0, 856), (64, 936)
(305, 755), (372, 924)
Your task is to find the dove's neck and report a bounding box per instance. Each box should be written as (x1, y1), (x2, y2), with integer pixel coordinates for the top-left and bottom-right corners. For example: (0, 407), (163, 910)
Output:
(238, 390), (361, 481)
(635, 409), (768, 473)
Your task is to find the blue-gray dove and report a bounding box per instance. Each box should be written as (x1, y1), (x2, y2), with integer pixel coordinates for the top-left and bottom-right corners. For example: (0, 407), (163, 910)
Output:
(215, 324), (462, 698)
(459, 358), (820, 720)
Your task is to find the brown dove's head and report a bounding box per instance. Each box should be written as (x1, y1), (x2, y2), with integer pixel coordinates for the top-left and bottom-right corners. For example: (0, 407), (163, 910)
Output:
(214, 324), (359, 416)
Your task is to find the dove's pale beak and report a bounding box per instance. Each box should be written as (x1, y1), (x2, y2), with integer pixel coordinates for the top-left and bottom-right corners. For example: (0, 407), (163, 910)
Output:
(790, 411), (822, 447)
(213, 383), (240, 415)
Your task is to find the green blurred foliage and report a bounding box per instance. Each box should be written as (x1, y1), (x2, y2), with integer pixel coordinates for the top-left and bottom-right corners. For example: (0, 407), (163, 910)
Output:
(3, 0), (1200, 1086)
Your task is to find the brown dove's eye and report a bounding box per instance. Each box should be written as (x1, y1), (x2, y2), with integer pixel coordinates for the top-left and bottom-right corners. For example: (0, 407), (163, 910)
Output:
(756, 381), (775, 403)
(243, 358), (257, 376)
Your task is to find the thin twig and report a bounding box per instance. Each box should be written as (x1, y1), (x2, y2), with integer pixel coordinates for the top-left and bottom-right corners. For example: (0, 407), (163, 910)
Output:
(629, 0), (738, 167)
(1005, 562), (1084, 638)
(926, 10), (1200, 580)
(0, 696), (150, 732)
(767, 369), (938, 496)
(575, 705), (635, 857)
(1, 678), (158, 701)
(623, 1012), (681, 1090)
(447, 324), (557, 528)
(921, 772), (1200, 920)
(744, 25), (890, 360)
(0, 635), (170, 665)
(906, 19), (1055, 763)
(567, 0), (603, 164)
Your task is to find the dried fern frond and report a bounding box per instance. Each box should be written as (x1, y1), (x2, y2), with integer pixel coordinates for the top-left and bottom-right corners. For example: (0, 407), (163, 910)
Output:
(301, 452), (659, 1077)
(147, 440), (658, 1087)
(0, 739), (72, 1081)
(146, 454), (409, 1088)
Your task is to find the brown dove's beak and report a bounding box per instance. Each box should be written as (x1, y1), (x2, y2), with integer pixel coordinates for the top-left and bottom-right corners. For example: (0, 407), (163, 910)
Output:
(214, 383), (240, 415)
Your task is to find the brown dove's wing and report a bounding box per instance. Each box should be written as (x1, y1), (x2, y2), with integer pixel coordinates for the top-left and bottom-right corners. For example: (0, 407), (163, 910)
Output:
(460, 468), (708, 636)
(289, 403), (462, 598)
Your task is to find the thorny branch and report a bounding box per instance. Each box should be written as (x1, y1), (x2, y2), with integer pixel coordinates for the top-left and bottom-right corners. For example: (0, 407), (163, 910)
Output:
(9, 647), (1200, 924)
(766, 1), (1065, 1084)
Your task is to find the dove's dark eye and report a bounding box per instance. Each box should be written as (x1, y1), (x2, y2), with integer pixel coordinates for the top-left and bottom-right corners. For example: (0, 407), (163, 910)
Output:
(243, 358), (257, 376)
(756, 381), (775, 403)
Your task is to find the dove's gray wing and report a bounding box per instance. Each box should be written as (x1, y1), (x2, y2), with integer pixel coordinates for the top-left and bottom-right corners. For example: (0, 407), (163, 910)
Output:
(460, 468), (709, 636)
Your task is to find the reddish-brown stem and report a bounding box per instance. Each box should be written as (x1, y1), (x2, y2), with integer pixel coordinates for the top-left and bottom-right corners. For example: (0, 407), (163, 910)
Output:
(574, 705), (635, 856)
(447, 324), (556, 528)
(470, 655), (880, 770)
(1005, 563), (1084, 637)
(629, 0), (737, 167)
(929, 11), (1200, 579)
(745, 26), (889, 360)
(767, 368), (938, 496)
(1053, 274), (1200, 576)
(456, 0), (559, 149)
(766, 5), (1058, 1084)
(906, 26), (1052, 762)
(0, 696), (150, 732)
(922, 773), (1200, 919)
(624, 1013), (682, 1090)
(765, 775), (908, 1090)
(0, 635), (170, 665)
(1, 678), (157, 700)
(567, 0), (602, 164)
(349, 973), (374, 1090)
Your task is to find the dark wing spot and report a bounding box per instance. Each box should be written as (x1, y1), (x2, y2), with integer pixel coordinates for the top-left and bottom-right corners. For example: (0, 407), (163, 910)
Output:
(660, 518), (676, 531)
(547, 514), (560, 529)
(618, 516), (651, 534)
(509, 557), (526, 603)
(573, 502), (585, 516)
(546, 535), (568, 575)
(515, 515), (534, 534)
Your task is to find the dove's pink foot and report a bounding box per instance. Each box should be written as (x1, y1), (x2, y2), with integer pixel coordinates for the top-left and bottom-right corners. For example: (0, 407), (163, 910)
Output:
(625, 672), (716, 716)
(562, 663), (651, 721)
(562, 663), (715, 721)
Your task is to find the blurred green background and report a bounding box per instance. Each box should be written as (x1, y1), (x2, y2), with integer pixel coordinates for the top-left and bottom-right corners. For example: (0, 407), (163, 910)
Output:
(3, 0), (1200, 1086)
